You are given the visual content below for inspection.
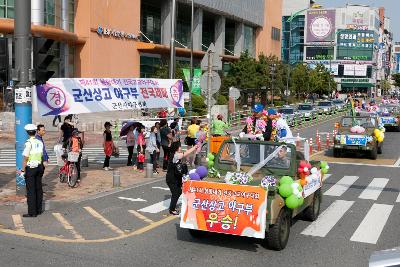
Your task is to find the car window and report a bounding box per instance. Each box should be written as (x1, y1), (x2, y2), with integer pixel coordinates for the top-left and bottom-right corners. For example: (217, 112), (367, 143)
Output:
(279, 109), (294, 114)
(318, 102), (331, 106)
(219, 143), (292, 169)
(298, 105), (312, 110)
(341, 117), (376, 128)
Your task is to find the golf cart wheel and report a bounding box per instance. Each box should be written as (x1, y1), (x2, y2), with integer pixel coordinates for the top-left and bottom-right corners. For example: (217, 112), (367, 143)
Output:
(188, 229), (207, 238)
(333, 148), (341, 158)
(266, 208), (291, 251)
(302, 190), (321, 221)
(68, 164), (78, 188)
(377, 143), (383, 154)
(370, 144), (378, 160)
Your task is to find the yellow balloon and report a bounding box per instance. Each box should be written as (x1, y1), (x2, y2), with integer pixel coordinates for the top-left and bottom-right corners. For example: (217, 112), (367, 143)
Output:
(374, 129), (380, 136)
(378, 137), (383, 142)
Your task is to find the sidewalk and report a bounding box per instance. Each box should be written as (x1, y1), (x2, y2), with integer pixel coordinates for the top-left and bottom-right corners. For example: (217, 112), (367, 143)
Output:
(0, 163), (161, 211)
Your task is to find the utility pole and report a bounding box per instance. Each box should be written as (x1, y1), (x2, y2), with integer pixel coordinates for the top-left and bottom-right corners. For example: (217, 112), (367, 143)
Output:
(188, 0), (194, 117)
(14, 0), (32, 195)
(206, 49), (213, 155)
(169, 0), (177, 79)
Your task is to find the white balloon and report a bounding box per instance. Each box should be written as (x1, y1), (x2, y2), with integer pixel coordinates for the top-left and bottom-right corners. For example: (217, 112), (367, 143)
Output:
(303, 167), (309, 173)
(325, 165), (330, 170)
(189, 169), (197, 174)
(311, 167), (318, 174)
(291, 183), (299, 189)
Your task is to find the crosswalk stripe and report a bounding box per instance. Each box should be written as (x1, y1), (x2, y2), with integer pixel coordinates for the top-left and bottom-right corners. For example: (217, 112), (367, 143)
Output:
(152, 186), (170, 191)
(350, 203), (393, 244)
(358, 178), (389, 200)
(322, 174), (332, 181)
(324, 176), (358, 196)
(138, 197), (182, 214)
(52, 213), (84, 240)
(128, 210), (154, 224)
(396, 193), (400, 203)
(301, 200), (354, 237)
(12, 215), (25, 232)
(83, 206), (125, 235)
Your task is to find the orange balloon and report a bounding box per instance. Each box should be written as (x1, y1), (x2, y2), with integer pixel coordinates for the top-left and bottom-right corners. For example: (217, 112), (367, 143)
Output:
(300, 179), (307, 186)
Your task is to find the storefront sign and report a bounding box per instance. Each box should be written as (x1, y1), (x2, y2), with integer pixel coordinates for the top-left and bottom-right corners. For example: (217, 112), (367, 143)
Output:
(341, 78), (371, 83)
(343, 64), (367, 76)
(337, 30), (376, 49)
(305, 47), (334, 61)
(180, 181), (268, 239)
(182, 68), (202, 96)
(34, 78), (183, 116)
(346, 24), (369, 31)
(306, 9), (336, 43)
(95, 25), (139, 41)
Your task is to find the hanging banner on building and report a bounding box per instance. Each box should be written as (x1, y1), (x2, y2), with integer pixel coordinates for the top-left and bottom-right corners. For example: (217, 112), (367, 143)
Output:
(343, 64), (367, 76)
(308, 63), (339, 75)
(337, 30), (376, 49)
(34, 78), (184, 116)
(182, 68), (202, 96)
(306, 9), (336, 43)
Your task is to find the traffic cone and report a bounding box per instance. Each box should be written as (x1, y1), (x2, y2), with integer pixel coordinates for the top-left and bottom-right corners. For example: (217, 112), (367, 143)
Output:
(309, 138), (313, 155)
(326, 133), (330, 148)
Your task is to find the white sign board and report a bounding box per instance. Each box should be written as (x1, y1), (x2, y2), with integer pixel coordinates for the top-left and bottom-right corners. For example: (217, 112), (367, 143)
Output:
(343, 64), (367, 76)
(302, 171), (322, 198)
(14, 87), (32, 103)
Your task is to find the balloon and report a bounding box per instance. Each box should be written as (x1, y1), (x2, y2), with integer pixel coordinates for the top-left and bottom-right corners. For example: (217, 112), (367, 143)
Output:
(374, 129), (380, 136)
(322, 168), (328, 174)
(297, 183), (303, 192)
(310, 167), (318, 174)
(378, 136), (383, 142)
(253, 103), (264, 113)
(189, 172), (201, 181)
(189, 169), (197, 174)
(207, 153), (215, 161)
(306, 163), (312, 169)
(299, 161), (307, 168)
(196, 166), (208, 179)
(280, 176), (294, 185)
(285, 195), (299, 209)
(298, 167), (304, 174)
(178, 107), (186, 117)
(293, 188), (300, 195)
(291, 183), (299, 189)
(297, 197), (304, 207)
(320, 161), (327, 168)
(278, 183), (293, 198)
(207, 161), (214, 168)
(303, 167), (309, 173)
(300, 179), (307, 186)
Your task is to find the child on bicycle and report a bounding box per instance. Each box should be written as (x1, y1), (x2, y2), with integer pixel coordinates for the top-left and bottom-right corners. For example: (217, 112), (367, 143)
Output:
(66, 129), (83, 182)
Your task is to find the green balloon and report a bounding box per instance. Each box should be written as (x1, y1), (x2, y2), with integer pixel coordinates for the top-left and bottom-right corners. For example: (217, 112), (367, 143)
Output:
(280, 176), (294, 185)
(321, 168), (328, 174)
(320, 161), (327, 168)
(207, 161), (214, 168)
(285, 195), (299, 209)
(296, 183), (303, 192)
(297, 196), (304, 207)
(207, 153), (215, 161)
(278, 183), (293, 198)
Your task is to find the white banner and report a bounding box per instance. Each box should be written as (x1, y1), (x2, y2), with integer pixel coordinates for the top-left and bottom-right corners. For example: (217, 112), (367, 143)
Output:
(34, 78), (184, 116)
(343, 64), (367, 76)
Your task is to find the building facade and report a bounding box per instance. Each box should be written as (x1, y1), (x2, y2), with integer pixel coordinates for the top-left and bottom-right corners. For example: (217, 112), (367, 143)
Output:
(0, 0), (282, 109)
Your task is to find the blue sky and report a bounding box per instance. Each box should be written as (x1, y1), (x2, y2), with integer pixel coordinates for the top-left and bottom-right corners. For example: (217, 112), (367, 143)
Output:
(315, 0), (399, 41)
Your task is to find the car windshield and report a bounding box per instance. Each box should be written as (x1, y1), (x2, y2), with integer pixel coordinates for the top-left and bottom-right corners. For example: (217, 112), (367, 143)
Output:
(333, 100), (344, 104)
(219, 142), (292, 169)
(318, 102), (331, 107)
(298, 105), (313, 111)
(341, 117), (376, 128)
(380, 106), (398, 113)
(279, 108), (294, 114)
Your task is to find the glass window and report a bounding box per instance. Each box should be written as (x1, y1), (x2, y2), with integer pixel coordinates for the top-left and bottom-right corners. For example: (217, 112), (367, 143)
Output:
(225, 20), (235, 55)
(140, 55), (161, 78)
(341, 117), (375, 128)
(68, 0), (74, 32)
(0, 0), (14, 19)
(44, 0), (55, 25)
(140, 0), (161, 44)
(68, 46), (74, 77)
(244, 25), (255, 56)
(271, 27), (280, 41)
(176, 3), (190, 47)
(202, 12), (215, 52)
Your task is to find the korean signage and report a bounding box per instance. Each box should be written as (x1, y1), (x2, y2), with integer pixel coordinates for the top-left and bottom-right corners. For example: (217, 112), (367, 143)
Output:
(95, 25), (139, 41)
(14, 87), (32, 103)
(34, 78), (184, 116)
(306, 9), (336, 43)
(305, 47), (334, 60)
(337, 30), (376, 49)
(341, 78), (371, 83)
(343, 64), (367, 76)
(182, 68), (201, 96)
(180, 181), (268, 239)
(303, 172), (322, 198)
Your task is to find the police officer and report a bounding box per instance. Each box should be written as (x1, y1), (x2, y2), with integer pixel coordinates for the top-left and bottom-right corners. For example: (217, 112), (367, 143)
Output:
(18, 124), (44, 218)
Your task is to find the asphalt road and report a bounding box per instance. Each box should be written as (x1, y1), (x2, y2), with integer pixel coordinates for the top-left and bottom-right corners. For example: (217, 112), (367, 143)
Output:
(1, 116), (400, 267)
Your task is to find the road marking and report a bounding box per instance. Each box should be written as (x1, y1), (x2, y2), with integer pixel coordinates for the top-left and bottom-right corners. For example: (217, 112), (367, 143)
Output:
(394, 157), (400, 167)
(328, 162), (398, 168)
(83, 206), (125, 235)
(52, 213), (84, 240)
(322, 174), (332, 181)
(324, 176), (358, 196)
(152, 186), (170, 191)
(128, 210), (154, 224)
(350, 203), (393, 244)
(11, 215), (25, 232)
(358, 178), (389, 200)
(396, 192), (400, 203)
(301, 200), (354, 237)
(118, 197), (147, 202)
(138, 197), (182, 214)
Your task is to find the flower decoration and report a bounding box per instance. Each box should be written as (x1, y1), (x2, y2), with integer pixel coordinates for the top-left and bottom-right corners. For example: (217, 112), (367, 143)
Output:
(182, 174), (190, 182)
(224, 172), (253, 185)
(261, 176), (277, 189)
(350, 125), (365, 134)
(208, 167), (221, 179)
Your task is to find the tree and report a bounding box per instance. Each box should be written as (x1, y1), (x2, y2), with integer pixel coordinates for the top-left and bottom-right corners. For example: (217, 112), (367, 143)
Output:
(392, 73), (400, 88)
(308, 64), (336, 96)
(291, 64), (310, 99)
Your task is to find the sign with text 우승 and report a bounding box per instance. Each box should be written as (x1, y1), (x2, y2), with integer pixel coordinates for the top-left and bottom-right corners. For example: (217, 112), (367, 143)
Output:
(34, 78), (184, 116)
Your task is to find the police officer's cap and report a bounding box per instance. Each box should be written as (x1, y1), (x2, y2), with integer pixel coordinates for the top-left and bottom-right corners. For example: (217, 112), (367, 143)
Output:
(24, 124), (37, 131)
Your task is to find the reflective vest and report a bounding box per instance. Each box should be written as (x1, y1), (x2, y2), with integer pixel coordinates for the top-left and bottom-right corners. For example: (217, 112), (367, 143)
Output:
(26, 137), (43, 168)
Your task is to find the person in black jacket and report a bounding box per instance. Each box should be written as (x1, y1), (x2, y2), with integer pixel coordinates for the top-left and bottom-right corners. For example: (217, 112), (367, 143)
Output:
(166, 141), (199, 215)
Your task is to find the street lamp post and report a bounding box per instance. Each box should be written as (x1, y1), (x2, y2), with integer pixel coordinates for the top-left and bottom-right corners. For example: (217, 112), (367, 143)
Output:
(188, 0), (194, 118)
(169, 0), (177, 79)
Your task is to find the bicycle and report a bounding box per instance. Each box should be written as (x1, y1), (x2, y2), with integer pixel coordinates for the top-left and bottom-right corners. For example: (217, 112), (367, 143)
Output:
(58, 151), (80, 188)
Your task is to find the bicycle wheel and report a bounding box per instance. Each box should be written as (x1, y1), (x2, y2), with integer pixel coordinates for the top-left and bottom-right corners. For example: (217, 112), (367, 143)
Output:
(59, 172), (67, 183)
(67, 163), (78, 188)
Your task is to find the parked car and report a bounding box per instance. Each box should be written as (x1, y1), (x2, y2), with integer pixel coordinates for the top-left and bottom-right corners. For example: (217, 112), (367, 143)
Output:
(278, 106), (301, 126)
(332, 99), (346, 111)
(297, 103), (317, 120)
(378, 104), (400, 131)
(317, 101), (336, 114)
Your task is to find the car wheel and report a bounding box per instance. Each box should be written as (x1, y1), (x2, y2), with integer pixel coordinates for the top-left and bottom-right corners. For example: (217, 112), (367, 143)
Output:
(266, 208), (291, 251)
(377, 143), (383, 154)
(370, 144), (378, 160)
(188, 229), (207, 239)
(333, 148), (341, 158)
(302, 190), (321, 222)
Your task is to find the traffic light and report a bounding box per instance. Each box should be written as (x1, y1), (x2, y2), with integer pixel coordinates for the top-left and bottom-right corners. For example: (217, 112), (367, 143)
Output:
(0, 37), (8, 87)
(33, 37), (55, 85)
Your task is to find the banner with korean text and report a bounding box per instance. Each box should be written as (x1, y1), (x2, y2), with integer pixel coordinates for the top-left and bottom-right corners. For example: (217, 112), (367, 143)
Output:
(34, 78), (184, 116)
(180, 180), (268, 239)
